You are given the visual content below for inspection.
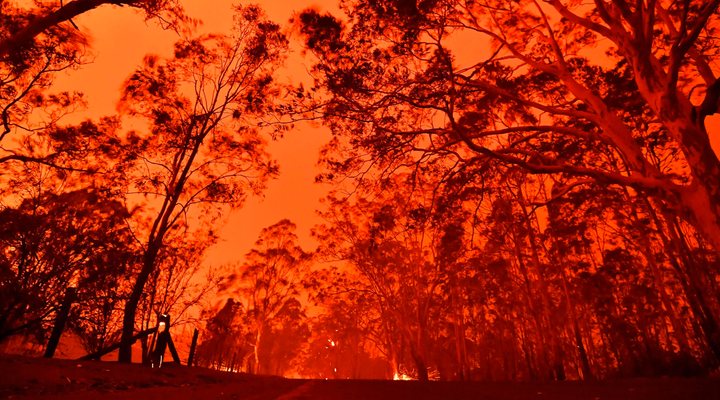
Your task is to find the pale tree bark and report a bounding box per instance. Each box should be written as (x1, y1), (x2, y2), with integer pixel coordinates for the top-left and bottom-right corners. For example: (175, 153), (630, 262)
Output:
(621, 188), (695, 356)
(542, 0), (720, 249)
(514, 181), (567, 380)
(448, 272), (469, 380)
(254, 324), (263, 374)
(650, 201), (720, 363)
(436, 0), (720, 254)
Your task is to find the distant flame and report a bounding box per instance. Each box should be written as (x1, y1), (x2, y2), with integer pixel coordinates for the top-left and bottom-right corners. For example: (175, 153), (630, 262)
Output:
(393, 372), (412, 381)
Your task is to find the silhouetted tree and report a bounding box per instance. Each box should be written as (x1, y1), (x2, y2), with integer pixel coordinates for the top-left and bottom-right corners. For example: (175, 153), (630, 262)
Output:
(0, 188), (135, 345)
(296, 0), (720, 380)
(1, 2), (90, 171)
(116, 5), (286, 362)
(259, 298), (310, 376)
(314, 172), (478, 381)
(223, 219), (311, 374)
(196, 298), (253, 371)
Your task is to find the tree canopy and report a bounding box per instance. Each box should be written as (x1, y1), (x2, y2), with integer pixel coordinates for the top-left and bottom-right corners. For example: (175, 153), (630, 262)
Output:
(299, 0), (720, 248)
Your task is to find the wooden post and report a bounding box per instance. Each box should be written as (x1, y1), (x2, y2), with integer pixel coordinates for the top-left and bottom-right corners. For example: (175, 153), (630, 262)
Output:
(187, 328), (199, 367)
(151, 314), (171, 368)
(167, 334), (181, 364)
(44, 287), (77, 358)
(148, 314), (182, 367)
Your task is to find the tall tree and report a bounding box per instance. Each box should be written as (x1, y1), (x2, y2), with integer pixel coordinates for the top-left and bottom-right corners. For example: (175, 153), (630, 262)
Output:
(311, 149), (718, 379)
(195, 298), (253, 371)
(259, 298), (310, 376)
(116, 5), (286, 362)
(223, 219), (311, 374)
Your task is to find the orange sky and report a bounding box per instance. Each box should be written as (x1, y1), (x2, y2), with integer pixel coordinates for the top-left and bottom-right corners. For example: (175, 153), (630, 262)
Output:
(54, 0), (340, 267)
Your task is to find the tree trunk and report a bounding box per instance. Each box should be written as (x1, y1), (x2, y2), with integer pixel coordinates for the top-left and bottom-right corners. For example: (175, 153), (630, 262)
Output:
(678, 176), (720, 251)
(518, 322), (538, 380)
(512, 238), (548, 378)
(516, 184), (565, 381)
(625, 194), (694, 356)
(409, 342), (429, 381)
(449, 272), (468, 380)
(43, 287), (77, 358)
(387, 334), (400, 379)
(556, 264), (593, 380)
(647, 200), (720, 363)
(627, 51), (720, 251)
(118, 245), (160, 363)
(254, 325), (263, 374)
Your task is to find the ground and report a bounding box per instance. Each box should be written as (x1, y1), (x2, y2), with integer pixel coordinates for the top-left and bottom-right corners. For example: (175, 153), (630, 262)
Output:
(1, 355), (719, 399)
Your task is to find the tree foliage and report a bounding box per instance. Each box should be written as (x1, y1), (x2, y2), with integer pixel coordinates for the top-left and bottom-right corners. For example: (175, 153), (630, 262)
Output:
(0, 188), (135, 346)
(220, 219), (311, 374)
(299, 0), (720, 249)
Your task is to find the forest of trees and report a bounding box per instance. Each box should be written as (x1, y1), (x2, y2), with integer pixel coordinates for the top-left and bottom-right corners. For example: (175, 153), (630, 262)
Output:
(2, 0), (720, 382)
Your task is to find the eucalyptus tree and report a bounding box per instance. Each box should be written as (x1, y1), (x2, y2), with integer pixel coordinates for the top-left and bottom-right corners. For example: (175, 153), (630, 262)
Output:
(195, 298), (253, 371)
(314, 171), (475, 381)
(0, 0), (191, 173)
(224, 219), (311, 374)
(116, 6), (286, 362)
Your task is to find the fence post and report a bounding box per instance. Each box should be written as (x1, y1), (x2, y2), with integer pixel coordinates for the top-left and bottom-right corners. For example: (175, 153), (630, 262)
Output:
(187, 328), (199, 367)
(150, 314), (171, 368)
(44, 286), (77, 358)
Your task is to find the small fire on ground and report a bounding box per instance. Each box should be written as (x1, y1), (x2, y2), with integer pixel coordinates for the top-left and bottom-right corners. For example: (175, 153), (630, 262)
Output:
(393, 372), (413, 381)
